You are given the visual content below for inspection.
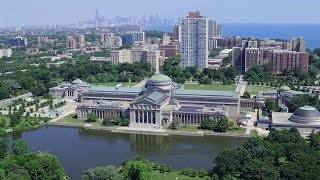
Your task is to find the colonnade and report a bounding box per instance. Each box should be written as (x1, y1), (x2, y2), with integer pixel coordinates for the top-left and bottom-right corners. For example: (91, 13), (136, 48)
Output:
(67, 90), (74, 97)
(135, 111), (156, 124)
(78, 109), (121, 119)
(173, 114), (221, 124)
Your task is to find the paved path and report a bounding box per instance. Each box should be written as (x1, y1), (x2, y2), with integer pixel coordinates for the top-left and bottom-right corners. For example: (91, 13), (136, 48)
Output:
(235, 75), (247, 96)
(0, 92), (32, 107)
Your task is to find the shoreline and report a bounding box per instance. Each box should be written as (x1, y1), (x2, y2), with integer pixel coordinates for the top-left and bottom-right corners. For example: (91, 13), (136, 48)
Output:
(47, 121), (251, 138)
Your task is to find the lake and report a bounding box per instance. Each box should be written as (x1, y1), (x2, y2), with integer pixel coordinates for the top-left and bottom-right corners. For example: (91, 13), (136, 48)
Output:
(7, 126), (247, 179)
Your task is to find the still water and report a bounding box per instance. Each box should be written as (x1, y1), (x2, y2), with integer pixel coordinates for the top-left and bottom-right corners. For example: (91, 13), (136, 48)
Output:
(8, 126), (247, 179)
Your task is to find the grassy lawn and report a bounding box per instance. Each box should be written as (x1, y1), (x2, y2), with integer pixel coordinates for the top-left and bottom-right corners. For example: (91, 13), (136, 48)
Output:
(228, 126), (246, 134)
(246, 85), (277, 95)
(0, 115), (49, 134)
(184, 83), (236, 91)
(58, 113), (102, 126)
(94, 82), (137, 87)
(176, 125), (202, 132)
(151, 171), (205, 180)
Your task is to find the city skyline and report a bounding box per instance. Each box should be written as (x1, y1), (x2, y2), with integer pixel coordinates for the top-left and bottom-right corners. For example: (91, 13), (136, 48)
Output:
(1, 0), (320, 26)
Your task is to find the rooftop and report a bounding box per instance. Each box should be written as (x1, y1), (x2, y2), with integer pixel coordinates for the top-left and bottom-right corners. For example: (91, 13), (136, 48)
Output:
(173, 89), (237, 98)
(88, 86), (143, 94)
(149, 74), (172, 81)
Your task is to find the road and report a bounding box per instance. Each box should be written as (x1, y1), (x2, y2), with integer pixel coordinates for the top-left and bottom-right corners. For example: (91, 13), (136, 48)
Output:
(235, 75), (247, 96)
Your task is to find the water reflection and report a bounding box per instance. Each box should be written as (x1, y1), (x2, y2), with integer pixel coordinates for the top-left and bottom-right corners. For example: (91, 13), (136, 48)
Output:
(129, 134), (173, 153)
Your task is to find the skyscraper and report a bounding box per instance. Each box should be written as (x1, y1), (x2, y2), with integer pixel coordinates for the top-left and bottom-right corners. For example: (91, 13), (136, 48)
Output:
(181, 11), (209, 70)
(173, 25), (182, 42)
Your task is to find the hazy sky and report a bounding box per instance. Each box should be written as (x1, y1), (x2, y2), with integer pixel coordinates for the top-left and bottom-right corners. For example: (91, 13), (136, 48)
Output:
(1, 0), (320, 26)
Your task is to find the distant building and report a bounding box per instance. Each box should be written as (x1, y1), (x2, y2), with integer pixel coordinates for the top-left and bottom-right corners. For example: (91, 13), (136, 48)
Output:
(101, 32), (122, 48)
(222, 36), (242, 48)
(181, 11), (209, 70)
(266, 49), (309, 74)
(244, 48), (260, 72)
(37, 36), (50, 46)
(111, 47), (163, 72)
(126, 31), (145, 44)
(216, 24), (223, 38)
(66, 34), (85, 49)
(90, 57), (111, 64)
(290, 37), (306, 52)
(159, 44), (179, 57)
(0, 49), (12, 59)
(208, 20), (217, 38)
(9, 36), (27, 47)
(121, 34), (136, 46)
(162, 33), (171, 45)
(173, 25), (182, 42)
(260, 38), (289, 50)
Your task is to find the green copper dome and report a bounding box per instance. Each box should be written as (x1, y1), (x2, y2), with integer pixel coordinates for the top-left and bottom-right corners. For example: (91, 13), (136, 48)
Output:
(149, 74), (172, 81)
(279, 85), (291, 91)
(72, 78), (84, 84)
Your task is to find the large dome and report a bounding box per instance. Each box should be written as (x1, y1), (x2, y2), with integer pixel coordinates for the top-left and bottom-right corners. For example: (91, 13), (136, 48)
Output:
(290, 106), (320, 124)
(145, 73), (173, 92)
(279, 85), (291, 92)
(149, 74), (172, 81)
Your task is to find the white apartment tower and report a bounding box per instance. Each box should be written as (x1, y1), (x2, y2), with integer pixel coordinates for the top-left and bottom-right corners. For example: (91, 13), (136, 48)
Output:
(181, 11), (209, 70)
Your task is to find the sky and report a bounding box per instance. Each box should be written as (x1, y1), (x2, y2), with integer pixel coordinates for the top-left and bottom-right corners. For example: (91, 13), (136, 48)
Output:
(1, 0), (320, 26)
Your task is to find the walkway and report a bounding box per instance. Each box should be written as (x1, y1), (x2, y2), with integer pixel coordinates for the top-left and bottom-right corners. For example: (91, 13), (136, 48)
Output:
(235, 75), (247, 96)
(0, 92), (32, 107)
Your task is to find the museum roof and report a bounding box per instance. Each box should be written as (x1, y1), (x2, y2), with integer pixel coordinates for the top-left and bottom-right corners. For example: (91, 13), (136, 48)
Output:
(72, 78), (84, 84)
(172, 89), (237, 98)
(293, 106), (320, 118)
(279, 85), (291, 91)
(88, 86), (143, 94)
(146, 91), (168, 104)
(149, 74), (172, 81)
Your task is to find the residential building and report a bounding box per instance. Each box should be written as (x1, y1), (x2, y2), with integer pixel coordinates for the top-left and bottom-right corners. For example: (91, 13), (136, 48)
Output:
(101, 32), (122, 48)
(222, 36), (242, 48)
(173, 25), (182, 42)
(290, 37), (306, 52)
(159, 44), (179, 57)
(0, 49), (12, 59)
(111, 49), (132, 64)
(232, 47), (245, 73)
(90, 57), (111, 64)
(162, 33), (171, 45)
(66, 34), (85, 49)
(181, 11), (209, 70)
(9, 36), (27, 47)
(266, 49), (309, 74)
(37, 36), (50, 45)
(208, 20), (217, 38)
(121, 34), (136, 46)
(260, 38), (289, 50)
(216, 24), (223, 38)
(244, 48), (260, 72)
(126, 31), (145, 44)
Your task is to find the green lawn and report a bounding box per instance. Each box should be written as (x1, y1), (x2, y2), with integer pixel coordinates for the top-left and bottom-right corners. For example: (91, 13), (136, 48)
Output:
(151, 171), (206, 180)
(246, 85), (277, 95)
(228, 126), (246, 134)
(58, 113), (102, 126)
(94, 82), (137, 87)
(175, 125), (203, 132)
(184, 83), (236, 91)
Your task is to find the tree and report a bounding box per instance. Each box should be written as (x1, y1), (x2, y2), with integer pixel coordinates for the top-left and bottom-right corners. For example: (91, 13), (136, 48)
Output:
(10, 112), (22, 127)
(169, 118), (180, 130)
(82, 166), (123, 180)
(264, 98), (278, 113)
(214, 116), (229, 132)
(309, 130), (320, 151)
(0, 119), (6, 128)
(87, 113), (97, 122)
(12, 140), (29, 156)
(242, 91), (251, 99)
(200, 118), (215, 130)
(241, 159), (280, 180)
(0, 139), (8, 159)
(120, 118), (130, 127)
(121, 156), (152, 180)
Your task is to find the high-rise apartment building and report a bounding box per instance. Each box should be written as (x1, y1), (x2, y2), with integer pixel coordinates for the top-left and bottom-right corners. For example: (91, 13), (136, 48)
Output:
(290, 37), (306, 52)
(208, 20), (217, 38)
(173, 25), (182, 42)
(266, 50), (309, 74)
(66, 34), (85, 49)
(244, 48), (260, 72)
(162, 33), (171, 45)
(216, 24), (223, 38)
(126, 31), (145, 44)
(101, 32), (122, 48)
(9, 37), (27, 47)
(0, 49), (12, 59)
(181, 11), (209, 70)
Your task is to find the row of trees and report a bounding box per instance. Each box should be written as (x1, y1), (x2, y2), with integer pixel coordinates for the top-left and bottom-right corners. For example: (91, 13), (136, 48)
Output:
(0, 139), (67, 179)
(213, 128), (320, 179)
(0, 60), (155, 100)
(162, 56), (239, 84)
